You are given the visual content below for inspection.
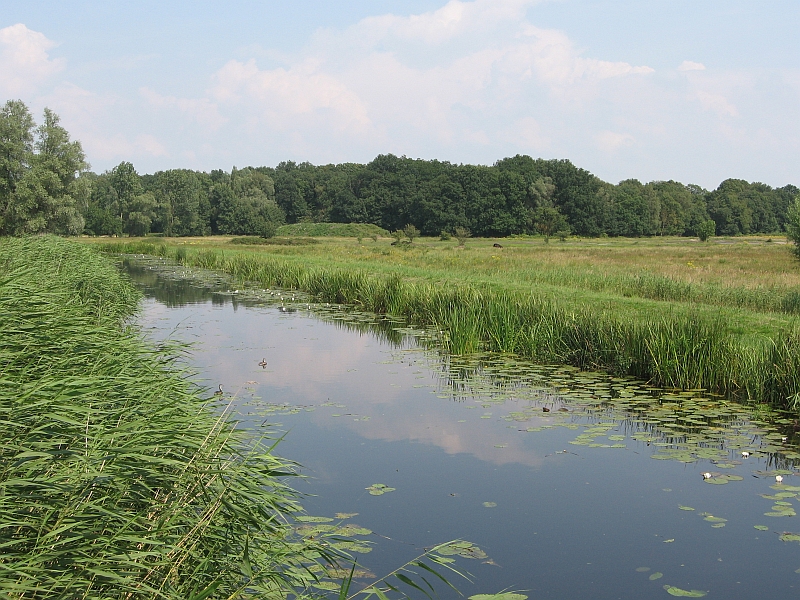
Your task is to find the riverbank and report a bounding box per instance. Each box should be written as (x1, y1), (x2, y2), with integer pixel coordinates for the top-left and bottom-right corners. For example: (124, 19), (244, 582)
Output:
(95, 235), (800, 409)
(0, 236), (321, 598)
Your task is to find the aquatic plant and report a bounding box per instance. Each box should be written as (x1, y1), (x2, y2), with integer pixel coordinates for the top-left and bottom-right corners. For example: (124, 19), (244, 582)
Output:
(0, 236), (328, 598)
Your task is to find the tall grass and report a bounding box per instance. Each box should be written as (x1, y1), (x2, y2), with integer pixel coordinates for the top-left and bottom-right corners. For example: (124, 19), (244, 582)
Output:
(0, 237), (328, 598)
(100, 240), (800, 409)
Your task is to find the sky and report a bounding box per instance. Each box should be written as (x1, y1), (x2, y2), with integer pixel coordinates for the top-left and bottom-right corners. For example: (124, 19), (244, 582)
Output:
(1, 0), (798, 188)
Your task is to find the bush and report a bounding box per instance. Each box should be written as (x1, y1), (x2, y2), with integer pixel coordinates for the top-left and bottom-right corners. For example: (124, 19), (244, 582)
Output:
(260, 220), (278, 239)
(454, 227), (471, 246)
(403, 224), (420, 242)
(697, 219), (716, 242)
(787, 195), (800, 258)
(439, 230), (452, 241)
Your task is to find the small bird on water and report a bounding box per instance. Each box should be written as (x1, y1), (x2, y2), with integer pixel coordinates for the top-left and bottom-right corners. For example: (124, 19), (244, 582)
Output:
(214, 384), (224, 396)
(259, 358), (268, 368)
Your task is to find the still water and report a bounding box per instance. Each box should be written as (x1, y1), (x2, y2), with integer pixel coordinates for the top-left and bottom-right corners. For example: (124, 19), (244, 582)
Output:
(124, 257), (800, 599)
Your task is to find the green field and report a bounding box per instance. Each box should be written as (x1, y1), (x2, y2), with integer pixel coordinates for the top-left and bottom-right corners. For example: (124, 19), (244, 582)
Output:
(94, 233), (800, 410)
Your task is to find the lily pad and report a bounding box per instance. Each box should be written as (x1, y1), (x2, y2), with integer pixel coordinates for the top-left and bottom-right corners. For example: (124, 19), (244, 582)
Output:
(780, 533), (800, 543)
(483, 502), (497, 508)
(679, 506), (695, 511)
(313, 582), (341, 591)
(332, 541), (372, 553)
(663, 585), (707, 597)
(335, 512), (359, 519)
(754, 525), (769, 531)
(366, 483), (396, 496)
(649, 572), (664, 581)
(296, 516), (334, 523)
(437, 541), (487, 560)
(703, 516), (727, 523)
(469, 594), (527, 600)
(636, 567), (651, 572)
(336, 524), (372, 536)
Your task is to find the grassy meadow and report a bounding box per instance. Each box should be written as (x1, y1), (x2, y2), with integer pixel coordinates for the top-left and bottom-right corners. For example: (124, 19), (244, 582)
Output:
(93, 231), (800, 410)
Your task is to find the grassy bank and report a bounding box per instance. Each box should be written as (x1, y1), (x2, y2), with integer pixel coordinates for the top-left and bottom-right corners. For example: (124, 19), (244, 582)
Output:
(95, 236), (800, 410)
(0, 236), (325, 598)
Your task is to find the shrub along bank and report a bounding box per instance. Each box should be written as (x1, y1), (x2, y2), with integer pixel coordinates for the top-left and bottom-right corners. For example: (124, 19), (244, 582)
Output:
(0, 236), (325, 598)
(101, 239), (800, 411)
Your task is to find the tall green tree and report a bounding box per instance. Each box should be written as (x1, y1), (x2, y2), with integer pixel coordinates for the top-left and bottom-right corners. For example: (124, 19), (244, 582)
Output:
(0, 103), (87, 235)
(787, 195), (800, 259)
(0, 100), (35, 234)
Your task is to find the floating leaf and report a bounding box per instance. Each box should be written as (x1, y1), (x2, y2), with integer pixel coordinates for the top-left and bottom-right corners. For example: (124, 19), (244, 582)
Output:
(483, 502), (497, 508)
(296, 516), (334, 523)
(663, 539), (675, 543)
(469, 594), (527, 600)
(336, 524), (372, 536)
(333, 541), (372, 553)
(780, 533), (800, 543)
(649, 572), (664, 581)
(703, 516), (727, 523)
(313, 582), (340, 591)
(437, 541), (487, 559)
(754, 525), (769, 531)
(366, 483), (396, 496)
(663, 585), (707, 597)
(335, 512), (359, 519)
(636, 567), (651, 572)
(679, 506), (695, 511)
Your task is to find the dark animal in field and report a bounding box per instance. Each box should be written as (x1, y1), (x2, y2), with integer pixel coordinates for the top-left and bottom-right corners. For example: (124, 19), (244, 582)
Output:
(493, 243), (503, 248)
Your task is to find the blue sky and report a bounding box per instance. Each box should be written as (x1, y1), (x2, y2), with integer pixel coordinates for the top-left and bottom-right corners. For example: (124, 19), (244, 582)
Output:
(1, 0), (797, 188)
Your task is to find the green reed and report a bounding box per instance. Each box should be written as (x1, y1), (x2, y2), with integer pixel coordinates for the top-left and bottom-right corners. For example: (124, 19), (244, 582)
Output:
(0, 237), (332, 598)
(99, 240), (800, 410)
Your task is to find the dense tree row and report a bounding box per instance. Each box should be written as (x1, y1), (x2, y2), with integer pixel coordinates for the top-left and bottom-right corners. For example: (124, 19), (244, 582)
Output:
(2, 101), (797, 239)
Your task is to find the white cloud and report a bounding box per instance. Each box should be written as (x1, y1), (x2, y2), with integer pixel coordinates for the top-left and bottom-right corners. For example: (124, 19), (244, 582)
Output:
(211, 58), (372, 133)
(0, 23), (64, 96)
(696, 90), (739, 117)
(198, 2), (654, 158)
(347, 0), (537, 45)
(37, 83), (168, 163)
(140, 87), (227, 131)
(518, 26), (654, 85)
(595, 130), (635, 152)
(678, 60), (706, 72)
(503, 117), (549, 151)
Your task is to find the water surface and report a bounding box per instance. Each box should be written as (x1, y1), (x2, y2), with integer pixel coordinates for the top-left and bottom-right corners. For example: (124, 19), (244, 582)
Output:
(125, 258), (800, 599)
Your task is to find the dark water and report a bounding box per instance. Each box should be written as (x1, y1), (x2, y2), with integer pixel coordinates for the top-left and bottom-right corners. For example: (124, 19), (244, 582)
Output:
(125, 258), (800, 600)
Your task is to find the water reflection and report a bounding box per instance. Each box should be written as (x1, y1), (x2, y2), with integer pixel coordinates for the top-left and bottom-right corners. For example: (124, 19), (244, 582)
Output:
(122, 256), (800, 600)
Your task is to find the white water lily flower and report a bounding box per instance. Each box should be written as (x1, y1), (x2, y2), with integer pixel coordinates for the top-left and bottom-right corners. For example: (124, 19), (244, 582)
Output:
(776, 475), (784, 483)
(741, 451), (750, 458)
(703, 472), (712, 479)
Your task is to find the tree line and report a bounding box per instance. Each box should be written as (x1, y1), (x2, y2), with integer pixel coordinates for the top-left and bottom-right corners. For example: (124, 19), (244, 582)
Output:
(2, 100), (798, 239)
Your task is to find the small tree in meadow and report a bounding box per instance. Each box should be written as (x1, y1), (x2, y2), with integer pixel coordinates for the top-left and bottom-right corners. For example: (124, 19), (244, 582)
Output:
(533, 206), (570, 243)
(403, 224), (420, 243)
(697, 219), (716, 242)
(390, 230), (404, 244)
(787, 195), (800, 258)
(454, 226), (471, 247)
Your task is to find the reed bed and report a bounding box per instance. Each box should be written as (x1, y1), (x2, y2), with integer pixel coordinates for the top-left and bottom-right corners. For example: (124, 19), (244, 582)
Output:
(0, 237), (327, 598)
(102, 240), (800, 410)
